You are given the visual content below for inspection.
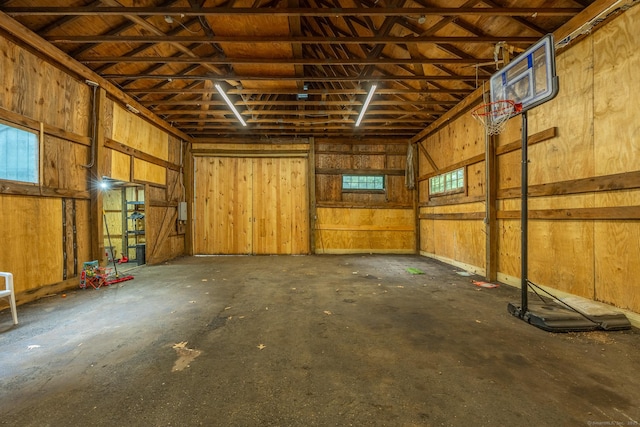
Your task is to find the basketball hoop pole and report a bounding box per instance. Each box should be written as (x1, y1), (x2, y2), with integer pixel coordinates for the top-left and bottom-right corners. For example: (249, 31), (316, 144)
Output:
(520, 112), (529, 315)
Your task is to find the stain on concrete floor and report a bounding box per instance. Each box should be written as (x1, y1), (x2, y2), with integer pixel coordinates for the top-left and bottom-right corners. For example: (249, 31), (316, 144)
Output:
(0, 254), (639, 426)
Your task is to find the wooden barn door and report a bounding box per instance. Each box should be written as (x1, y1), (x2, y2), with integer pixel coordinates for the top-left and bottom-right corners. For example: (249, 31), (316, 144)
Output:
(194, 156), (309, 255)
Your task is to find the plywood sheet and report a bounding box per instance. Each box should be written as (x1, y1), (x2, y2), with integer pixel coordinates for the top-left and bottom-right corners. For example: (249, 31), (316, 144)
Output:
(593, 4), (640, 177)
(133, 158), (166, 185)
(593, 188), (640, 312)
(110, 149), (131, 182)
(0, 195), (63, 293)
(112, 104), (169, 161)
(315, 207), (414, 253)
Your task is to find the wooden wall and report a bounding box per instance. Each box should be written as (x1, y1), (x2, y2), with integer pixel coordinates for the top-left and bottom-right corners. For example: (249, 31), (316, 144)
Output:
(190, 142), (310, 255)
(315, 139), (415, 254)
(417, 5), (640, 314)
(0, 33), (186, 304)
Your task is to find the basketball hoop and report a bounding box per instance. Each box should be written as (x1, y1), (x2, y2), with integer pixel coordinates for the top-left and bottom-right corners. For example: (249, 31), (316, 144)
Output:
(471, 100), (522, 135)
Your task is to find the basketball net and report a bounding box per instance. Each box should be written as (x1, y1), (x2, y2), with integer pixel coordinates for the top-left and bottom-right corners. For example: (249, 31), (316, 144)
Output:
(471, 100), (521, 136)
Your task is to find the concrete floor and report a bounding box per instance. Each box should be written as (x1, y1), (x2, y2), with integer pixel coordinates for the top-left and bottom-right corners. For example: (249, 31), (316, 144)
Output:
(0, 254), (639, 426)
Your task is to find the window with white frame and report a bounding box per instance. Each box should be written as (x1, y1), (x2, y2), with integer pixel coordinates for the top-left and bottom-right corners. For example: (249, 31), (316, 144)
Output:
(429, 168), (464, 195)
(0, 121), (39, 184)
(342, 174), (385, 191)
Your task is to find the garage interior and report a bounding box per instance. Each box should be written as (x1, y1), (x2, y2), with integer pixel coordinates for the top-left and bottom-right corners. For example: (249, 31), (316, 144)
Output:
(1, 1), (639, 425)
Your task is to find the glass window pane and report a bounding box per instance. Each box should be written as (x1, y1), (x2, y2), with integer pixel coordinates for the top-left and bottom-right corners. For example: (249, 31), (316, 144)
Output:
(0, 123), (38, 184)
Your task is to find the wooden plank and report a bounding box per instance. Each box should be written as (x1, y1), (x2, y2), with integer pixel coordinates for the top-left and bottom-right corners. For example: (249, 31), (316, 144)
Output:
(315, 168), (405, 176)
(416, 141), (440, 172)
(495, 127), (558, 155)
(104, 139), (179, 171)
(90, 88), (107, 263)
(419, 194), (485, 207)
(308, 137), (317, 253)
(497, 206), (640, 220)
(190, 149), (308, 158)
(419, 212), (485, 220)
(498, 170), (640, 199)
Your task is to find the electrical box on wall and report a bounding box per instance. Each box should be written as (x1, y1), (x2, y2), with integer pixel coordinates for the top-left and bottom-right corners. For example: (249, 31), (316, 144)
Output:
(178, 201), (187, 221)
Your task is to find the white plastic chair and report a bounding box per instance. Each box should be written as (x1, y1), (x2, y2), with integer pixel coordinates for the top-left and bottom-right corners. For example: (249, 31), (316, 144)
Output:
(0, 272), (18, 325)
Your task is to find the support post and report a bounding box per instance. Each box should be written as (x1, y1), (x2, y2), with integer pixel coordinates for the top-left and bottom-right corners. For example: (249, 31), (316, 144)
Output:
(520, 111), (529, 314)
(90, 87), (107, 264)
(485, 132), (498, 282)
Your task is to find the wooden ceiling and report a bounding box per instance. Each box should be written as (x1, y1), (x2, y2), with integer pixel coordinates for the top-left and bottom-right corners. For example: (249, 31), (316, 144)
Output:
(0, 0), (598, 141)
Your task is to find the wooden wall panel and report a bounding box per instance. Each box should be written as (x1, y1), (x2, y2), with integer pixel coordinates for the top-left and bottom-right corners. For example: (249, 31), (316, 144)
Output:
(315, 207), (414, 254)
(110, 149), (131, 182)
(41, 136), (91, 193)
(593, 189), (640, 313)
(253, 158), (309, 254)
(526, 37), (594, 185)
(112, 104), (169, 161)
(133, 158), (166, 185)
(593, 5), (640, 177)
(0, 196), (63, 293)
(0, 37), (90, 136)
(194, 157), (253, 254)
(75, 200), (92, 269)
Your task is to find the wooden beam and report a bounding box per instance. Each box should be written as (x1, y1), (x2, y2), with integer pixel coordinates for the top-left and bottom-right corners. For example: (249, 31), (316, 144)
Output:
(103, 74), (479, 82)
(48, 35), (541, 44)
(90, 87), (107, 264)
(498, 170), (640, 199)
(104, 139), (181, 171)
(82, 56), (493, 66)
(315, 168), (405, 176)
(416, 141), (440, 172)
(419, 212), (485, 220)
(554, 0), (629, 43)
(497, 206), (640, 220)
(4, 7), (582, 17)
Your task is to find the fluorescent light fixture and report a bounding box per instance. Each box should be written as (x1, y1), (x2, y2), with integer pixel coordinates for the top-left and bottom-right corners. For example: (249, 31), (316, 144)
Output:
(215, 83), (247, 127)
(355, 84), (377, 127)
(126, 103), (140, 114)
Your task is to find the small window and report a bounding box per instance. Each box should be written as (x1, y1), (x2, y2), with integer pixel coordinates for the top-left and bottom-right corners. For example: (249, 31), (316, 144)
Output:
(0, 121), (39, 184)
(342, 175), (384, 191)
(429, 168), (464, 195)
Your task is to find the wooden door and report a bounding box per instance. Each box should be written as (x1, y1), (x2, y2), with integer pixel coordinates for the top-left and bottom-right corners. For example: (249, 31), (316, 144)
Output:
(194, 157), (253, 254)
(253, 157), (309, 254)
(194, 156), (309, 255)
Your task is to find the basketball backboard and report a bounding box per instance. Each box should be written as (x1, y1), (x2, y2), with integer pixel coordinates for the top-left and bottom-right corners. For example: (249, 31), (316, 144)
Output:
(490, 34), (559, 117)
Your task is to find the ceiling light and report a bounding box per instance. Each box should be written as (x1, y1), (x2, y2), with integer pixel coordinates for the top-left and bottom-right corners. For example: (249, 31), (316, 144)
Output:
(126, 103), (140, 114)
(215, 84), (247, 127)
(418, 15), (426, 24)
(355, 84), (377, 127)
(164, 15), (174, 24)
